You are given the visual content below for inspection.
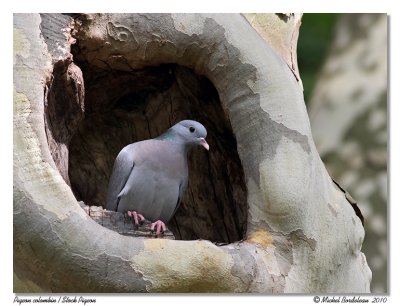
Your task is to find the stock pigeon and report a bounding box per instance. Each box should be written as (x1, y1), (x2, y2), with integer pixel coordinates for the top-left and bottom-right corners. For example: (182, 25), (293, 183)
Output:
(106, 120), (209, 235)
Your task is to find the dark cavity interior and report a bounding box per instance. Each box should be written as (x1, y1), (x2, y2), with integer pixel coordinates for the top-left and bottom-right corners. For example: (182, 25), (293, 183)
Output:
(46, 58), (247, 243)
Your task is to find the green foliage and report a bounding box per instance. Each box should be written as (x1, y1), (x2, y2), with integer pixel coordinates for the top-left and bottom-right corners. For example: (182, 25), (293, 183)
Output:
(298, 14), (339, 104)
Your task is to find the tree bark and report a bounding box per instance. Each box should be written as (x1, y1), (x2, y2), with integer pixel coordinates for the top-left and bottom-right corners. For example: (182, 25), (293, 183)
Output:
(13, 13), (371, 293)
(244, 13), (303, 88)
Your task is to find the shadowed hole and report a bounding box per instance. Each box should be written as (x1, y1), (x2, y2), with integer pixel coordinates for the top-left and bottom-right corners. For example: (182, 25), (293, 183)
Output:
(46, 59), (247, 243)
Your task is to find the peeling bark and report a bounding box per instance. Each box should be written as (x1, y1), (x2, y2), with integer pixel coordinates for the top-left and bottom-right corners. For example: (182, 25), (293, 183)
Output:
(14, 13), (371, 293)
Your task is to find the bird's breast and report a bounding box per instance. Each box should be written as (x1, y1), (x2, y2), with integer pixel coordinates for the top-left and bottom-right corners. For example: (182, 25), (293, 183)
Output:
(136, 140), (188, 179)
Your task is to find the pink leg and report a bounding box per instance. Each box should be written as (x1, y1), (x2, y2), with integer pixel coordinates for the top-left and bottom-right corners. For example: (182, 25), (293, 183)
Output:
(150, 220), (167, 236)
(127, 211), (145, 229)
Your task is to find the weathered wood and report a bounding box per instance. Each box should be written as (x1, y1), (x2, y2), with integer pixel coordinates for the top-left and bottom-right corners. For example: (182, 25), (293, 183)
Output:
(79, 202), (175, 239)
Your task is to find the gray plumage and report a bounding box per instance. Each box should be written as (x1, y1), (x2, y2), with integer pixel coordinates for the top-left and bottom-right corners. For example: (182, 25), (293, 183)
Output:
(106, 120), (209, 223)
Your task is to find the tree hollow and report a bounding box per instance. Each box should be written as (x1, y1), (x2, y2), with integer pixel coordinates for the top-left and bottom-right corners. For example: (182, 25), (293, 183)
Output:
(45, 55), (248, 243)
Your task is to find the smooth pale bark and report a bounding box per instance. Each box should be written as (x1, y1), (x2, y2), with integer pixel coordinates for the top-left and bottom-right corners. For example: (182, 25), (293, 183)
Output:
(244, 13), (303, 88)
(14, 13), (371, 293)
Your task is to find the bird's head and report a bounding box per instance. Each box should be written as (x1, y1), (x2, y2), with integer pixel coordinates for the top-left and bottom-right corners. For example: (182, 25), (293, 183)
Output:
(167, 120), (209, 151)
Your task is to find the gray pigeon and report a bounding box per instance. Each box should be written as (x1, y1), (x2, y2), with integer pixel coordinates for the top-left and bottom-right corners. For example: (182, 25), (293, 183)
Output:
(106, 120), (209, 235)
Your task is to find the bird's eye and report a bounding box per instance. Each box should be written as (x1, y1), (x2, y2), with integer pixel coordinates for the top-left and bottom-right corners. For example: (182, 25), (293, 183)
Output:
(189, 126), (196, 133)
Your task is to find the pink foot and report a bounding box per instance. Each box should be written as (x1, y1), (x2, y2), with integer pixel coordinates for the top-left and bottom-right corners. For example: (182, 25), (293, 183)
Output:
(127, 211), (145, 229)
(150, 220), (166, 236)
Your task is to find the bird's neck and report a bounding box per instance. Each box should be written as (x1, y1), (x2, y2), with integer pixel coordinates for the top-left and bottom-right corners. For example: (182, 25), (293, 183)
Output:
(157, 129), (175, 141)
(157, 130), (190, 154)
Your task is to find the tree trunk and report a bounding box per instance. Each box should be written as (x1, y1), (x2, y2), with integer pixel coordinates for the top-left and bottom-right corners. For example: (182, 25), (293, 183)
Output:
(13, 13), (371, 293)
(308, 13), (387, 293)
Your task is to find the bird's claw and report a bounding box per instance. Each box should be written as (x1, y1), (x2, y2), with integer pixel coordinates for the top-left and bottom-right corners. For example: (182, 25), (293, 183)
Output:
(127, 211), (145, 229)
(150, 220), (166, 236)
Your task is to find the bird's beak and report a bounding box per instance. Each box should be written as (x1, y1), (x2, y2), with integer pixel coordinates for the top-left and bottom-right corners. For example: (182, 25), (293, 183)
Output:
(199, 138), (209, 151)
